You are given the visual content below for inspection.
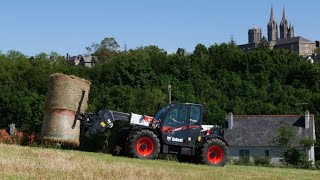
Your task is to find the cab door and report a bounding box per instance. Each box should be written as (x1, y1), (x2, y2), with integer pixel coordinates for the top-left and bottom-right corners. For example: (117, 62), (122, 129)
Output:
(186, 105), (203, 146)
(161, 104), (189, 146)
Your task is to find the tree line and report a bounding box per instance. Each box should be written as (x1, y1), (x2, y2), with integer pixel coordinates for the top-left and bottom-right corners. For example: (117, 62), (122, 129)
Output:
(0, 38), (319, 160)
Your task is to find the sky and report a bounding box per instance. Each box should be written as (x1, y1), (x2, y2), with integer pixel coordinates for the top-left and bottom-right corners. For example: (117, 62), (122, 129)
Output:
(0, 0), (319, 56)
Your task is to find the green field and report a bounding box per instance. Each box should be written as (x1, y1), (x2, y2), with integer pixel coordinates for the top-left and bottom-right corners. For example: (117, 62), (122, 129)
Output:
(0, 144), (318, 179)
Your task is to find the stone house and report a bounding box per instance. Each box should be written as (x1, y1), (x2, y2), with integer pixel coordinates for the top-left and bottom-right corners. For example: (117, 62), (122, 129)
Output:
(65, 54), (99, 68)
(269, 36), (316, 56)
(224, 111), (316, 165)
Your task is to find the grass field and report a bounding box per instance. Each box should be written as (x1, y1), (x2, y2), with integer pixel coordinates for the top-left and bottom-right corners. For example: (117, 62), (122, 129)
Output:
(0, 144), (319, 179)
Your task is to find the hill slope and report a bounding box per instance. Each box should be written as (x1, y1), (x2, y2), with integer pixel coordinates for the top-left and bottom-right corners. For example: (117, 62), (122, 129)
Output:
(0, 144), (319, 179)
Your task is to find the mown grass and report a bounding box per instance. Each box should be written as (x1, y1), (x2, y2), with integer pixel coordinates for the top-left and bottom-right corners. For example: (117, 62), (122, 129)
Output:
(0, 144), (319, 179)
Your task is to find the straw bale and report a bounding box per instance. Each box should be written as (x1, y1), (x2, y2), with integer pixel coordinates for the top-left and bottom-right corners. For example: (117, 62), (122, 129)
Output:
(41, 109), (80, 147)
(44, 73), (91, 113)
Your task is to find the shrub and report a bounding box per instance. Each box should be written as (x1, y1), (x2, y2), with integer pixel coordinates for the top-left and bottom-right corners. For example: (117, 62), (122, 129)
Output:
(315, 160), (320, 169)
(233, 157), (252, 166)
(253, 156), (271, 166)
(284, 147), (312, 169)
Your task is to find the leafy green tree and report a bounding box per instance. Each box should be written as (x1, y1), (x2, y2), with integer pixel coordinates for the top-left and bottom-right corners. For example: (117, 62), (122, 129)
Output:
(257, 37), (269, 50)
(176, 48), (186, 55)
(86, 37), (120, 61)
(275, 126), (295, 149)
(193, 43), (208, 61)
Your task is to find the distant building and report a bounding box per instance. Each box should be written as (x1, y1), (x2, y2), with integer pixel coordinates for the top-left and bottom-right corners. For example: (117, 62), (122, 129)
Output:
(65, 54), (99, 68)
(238, 43), (259, 51)
(239, 6), (316, 57)
(224, 111), (316, 165)
(269, 36), (316, 56)
(248, 27), (262, 44)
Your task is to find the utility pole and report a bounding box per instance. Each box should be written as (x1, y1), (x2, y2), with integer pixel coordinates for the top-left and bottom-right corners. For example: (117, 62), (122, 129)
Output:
(168, 85), (172, 104)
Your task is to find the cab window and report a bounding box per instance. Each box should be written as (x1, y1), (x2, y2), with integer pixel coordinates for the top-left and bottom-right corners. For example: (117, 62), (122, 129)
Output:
(190, 105), (201, 125)
(163, 106), (188, 127)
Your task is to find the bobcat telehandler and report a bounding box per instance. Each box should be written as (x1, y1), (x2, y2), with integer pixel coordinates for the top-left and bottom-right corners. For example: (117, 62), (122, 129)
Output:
(74, 91), (228, 166)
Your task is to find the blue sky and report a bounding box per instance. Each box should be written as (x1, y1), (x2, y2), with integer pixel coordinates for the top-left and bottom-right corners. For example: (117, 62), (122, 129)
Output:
(0, 0), (319, 56)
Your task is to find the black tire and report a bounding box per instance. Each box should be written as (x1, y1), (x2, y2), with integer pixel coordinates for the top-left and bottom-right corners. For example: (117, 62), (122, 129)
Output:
(177, 155), (195, 164)
(111, 127), (130, 156)
(197, 138), (228, 166)
(126, 129), (160, 159)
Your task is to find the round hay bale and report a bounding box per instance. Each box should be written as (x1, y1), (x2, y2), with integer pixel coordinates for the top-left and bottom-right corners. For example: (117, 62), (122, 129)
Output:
(44, 73), (91, 113)
(41, 73), (91, 147)
(41, 109), (80, 147)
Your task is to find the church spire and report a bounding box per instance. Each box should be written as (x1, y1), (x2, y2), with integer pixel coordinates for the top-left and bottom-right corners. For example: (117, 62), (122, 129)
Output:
(267, 5), (278, 41)
(280, 6), (289, 39)
(270, 5), (275, 22)
(288, 22), (294, 38)
(281, 7), (287, 22)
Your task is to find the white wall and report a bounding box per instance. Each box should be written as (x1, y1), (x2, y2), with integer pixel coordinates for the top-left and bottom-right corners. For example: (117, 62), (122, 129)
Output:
(228, 146), (284, 164)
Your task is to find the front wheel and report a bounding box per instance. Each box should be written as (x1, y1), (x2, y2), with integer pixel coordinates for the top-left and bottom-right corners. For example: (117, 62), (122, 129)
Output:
(197, 138), (228, 166)
(126, 129), (160, 159)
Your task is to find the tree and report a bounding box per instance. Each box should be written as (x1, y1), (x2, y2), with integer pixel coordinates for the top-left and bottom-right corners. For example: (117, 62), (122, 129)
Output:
(86, 37), (120, 61)
(193, 44), (208, 61)
(100, 37), (120, 52)
(228, 35), (237, 47)
(176, 48), (186, 55)
(275, 126), (295, 149)
(257, 37), (269, 50)
(5, 50), (26, 61)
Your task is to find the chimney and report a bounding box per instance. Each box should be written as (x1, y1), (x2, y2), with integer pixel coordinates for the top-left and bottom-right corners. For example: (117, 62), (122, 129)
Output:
(305, 110), (310, 129)
(66, 53), (69, 60)
(228, 112), (233, 129)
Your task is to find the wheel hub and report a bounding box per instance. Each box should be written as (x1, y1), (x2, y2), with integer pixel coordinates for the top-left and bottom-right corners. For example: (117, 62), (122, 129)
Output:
(136, 137), (154, 156)
(207, 145), (223, 164)
(210, 151), (217, 158)
(140, 143), (147, 151)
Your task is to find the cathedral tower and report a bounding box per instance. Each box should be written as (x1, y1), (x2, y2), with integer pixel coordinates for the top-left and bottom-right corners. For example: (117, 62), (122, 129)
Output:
(248, 27), (262, 44)
(267, 6), (278, 41)
(280, 7), (294, 39)
(280, 8), (289, 39)
(287, 23), (294, 38)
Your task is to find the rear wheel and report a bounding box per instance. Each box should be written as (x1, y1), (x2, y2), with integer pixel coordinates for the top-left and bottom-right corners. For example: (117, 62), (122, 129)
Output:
(197, 138), (228, 166)
(126, 129), (160, 159)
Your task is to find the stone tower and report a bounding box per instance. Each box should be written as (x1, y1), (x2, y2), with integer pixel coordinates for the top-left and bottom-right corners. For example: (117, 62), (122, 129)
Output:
(267, 6), (278, 41)
(288, 23), (294, 38)
(248, 27), (262, 44)
(280, 7), (294, 39)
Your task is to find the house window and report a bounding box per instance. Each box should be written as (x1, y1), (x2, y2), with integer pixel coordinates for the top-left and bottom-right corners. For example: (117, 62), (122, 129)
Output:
(239, 150), (250, 159)
(265, 150), (270, 157)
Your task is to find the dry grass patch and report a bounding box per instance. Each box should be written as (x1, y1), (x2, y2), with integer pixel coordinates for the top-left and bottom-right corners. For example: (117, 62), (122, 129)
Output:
(0, 144), (319, 179)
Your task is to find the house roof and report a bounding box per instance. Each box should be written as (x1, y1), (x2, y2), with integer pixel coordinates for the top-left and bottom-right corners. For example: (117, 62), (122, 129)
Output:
(224, 114), (314, 147)
(275, 36), (316, 45)
(238, 43), (259, 50)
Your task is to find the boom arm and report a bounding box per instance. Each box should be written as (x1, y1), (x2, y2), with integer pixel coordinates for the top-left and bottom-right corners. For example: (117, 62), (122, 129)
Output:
(73, 92), (153, 135)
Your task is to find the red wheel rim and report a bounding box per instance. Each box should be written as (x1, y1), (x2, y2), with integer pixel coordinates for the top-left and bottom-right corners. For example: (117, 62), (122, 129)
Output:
(207, 146), (223, 164)
(136, 137), (154, 156)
